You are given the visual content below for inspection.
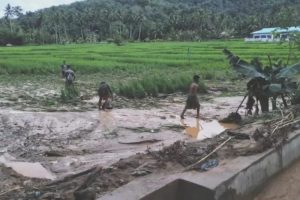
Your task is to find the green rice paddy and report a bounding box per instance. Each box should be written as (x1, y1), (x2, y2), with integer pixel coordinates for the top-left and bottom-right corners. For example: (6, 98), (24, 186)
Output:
(0, 40), (298, 98)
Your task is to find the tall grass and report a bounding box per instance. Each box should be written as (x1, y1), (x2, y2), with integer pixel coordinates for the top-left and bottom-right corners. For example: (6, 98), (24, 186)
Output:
(118, 73), (207, 98)
(60, 85), (80, 102)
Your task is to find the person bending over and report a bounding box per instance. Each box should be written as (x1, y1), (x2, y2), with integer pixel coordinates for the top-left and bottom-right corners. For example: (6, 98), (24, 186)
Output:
(98, 82), (113, 110)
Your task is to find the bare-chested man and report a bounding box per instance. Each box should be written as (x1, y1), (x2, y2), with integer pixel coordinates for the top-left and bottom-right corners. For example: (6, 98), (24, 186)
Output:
(180, 75), (200, 119)
(98, 82), (113, 110)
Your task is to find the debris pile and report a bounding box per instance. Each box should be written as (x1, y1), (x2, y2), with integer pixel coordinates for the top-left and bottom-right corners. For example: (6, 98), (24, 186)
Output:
(219, 112), (242, 124)
(148, 138), (224, 167)
(225, 106), (300, 156)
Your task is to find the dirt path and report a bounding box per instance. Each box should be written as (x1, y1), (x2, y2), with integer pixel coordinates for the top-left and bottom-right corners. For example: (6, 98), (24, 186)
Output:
(254, 159), (300, 200)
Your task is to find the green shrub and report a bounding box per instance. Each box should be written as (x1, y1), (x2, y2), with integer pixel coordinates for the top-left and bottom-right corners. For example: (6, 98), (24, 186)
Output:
(60, 85), (80, 102)
(133, 81), (146, 98)
(0, 29), (24, 46)
(141, 78), (159, 97)
(118, 82), (135, 98)
(113, 36), (123, 46)
(202, 71), (215, 80)
(118, 73), (207, 98)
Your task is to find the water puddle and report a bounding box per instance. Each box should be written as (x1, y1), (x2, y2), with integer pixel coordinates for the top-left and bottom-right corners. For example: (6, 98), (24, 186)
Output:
(96, 109), (238, 141)
(0, 155), (56, 180)
(180, 119), (238, 140)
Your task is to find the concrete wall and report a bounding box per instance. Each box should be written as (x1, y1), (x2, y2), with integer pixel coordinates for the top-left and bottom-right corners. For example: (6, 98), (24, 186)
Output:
(141, 179), (215, 200)
(99, 130), (300, 200)
(215, 130), (300, 200)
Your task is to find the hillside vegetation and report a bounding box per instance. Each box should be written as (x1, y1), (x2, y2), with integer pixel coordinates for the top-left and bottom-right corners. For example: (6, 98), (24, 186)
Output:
(1, 0), (300, 44)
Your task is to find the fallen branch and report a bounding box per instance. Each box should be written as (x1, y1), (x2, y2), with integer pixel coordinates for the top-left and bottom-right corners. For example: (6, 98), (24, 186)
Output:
(271, 118), (300, 135)
(271, 125), (280, 135)
(75, 166), (102, 192)
(271, 118), (293, 128)
(46, 166), (99, 187)
(271, 118), (293, 132)
(270, 112), (294, 130)
(0, 187), (22, 196)
(183, 137), (232, 172)
(278, 119), (300, 130)
(118, 139), (162, 145)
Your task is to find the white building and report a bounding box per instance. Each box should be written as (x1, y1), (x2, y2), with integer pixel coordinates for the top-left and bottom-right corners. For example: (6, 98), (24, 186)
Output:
(245, 27), (300, 42)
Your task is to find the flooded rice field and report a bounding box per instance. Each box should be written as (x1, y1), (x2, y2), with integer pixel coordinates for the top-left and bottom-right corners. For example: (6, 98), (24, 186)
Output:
(0, 78), (251, 199)
(0, 95), (242, 179)
(0, 94), (242, 181)
(1, 87), (296, 199)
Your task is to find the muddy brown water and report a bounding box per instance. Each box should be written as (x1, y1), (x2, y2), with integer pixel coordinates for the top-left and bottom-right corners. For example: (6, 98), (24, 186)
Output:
(181, 118), (238, 140)
(0, 96), (243, 180)
(0, 154), (55, 180)
(254, 158), (300, 200)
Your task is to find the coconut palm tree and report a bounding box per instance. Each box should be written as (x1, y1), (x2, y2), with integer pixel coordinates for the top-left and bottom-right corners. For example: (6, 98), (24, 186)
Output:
(4, 4), (14, 32)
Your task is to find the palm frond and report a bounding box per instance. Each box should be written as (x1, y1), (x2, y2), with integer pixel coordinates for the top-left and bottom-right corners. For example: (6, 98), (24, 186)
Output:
(223, 48), (266, 79)
(233, 63), (266, 78)
(276, 62), (300, 79)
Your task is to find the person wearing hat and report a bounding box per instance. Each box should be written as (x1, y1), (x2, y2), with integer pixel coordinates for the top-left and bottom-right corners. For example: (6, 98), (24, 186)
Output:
(180, 75), (200, 119)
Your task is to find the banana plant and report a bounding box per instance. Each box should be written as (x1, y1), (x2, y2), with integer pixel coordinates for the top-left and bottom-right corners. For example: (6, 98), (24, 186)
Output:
(223, 48), (300, 113)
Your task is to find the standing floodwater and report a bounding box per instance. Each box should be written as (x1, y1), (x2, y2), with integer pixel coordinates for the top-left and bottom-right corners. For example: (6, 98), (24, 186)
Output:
(180, 118), (238, 140)
(0, 154), (56, 180)
(254, 159), (300, 200)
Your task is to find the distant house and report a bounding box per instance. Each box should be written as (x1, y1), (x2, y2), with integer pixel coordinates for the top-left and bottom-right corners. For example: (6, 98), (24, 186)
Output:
(245, 27), (300, 42)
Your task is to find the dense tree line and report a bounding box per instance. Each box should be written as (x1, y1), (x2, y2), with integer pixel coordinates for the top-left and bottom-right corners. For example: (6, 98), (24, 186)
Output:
(1, 0), (300, 45)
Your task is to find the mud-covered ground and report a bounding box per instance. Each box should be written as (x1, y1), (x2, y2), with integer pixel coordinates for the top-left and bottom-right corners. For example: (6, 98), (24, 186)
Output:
(1, 75), (296, 200)
(0, 74), (246, 112)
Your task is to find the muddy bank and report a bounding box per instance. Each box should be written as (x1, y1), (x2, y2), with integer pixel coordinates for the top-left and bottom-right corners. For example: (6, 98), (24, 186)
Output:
(2, 132), (232, 200)
(0, 164), (48, 200)
(1, 90), (297, 200)
(0, 94), (243, 176)
(0, 75), (262, 200)
(9, 111), (298, 200)
(0, 73), (245, 112)
(0, 93), (246, 200)
(0, 109), (184, 176)
(2, 106), (298, 200)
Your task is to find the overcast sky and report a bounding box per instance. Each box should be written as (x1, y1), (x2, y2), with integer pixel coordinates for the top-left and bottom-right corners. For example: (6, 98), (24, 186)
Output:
(0, 0), (83, 17)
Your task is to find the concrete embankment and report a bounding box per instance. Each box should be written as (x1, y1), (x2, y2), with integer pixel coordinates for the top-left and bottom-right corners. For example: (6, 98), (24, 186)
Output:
(99, 129), (300, 200)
